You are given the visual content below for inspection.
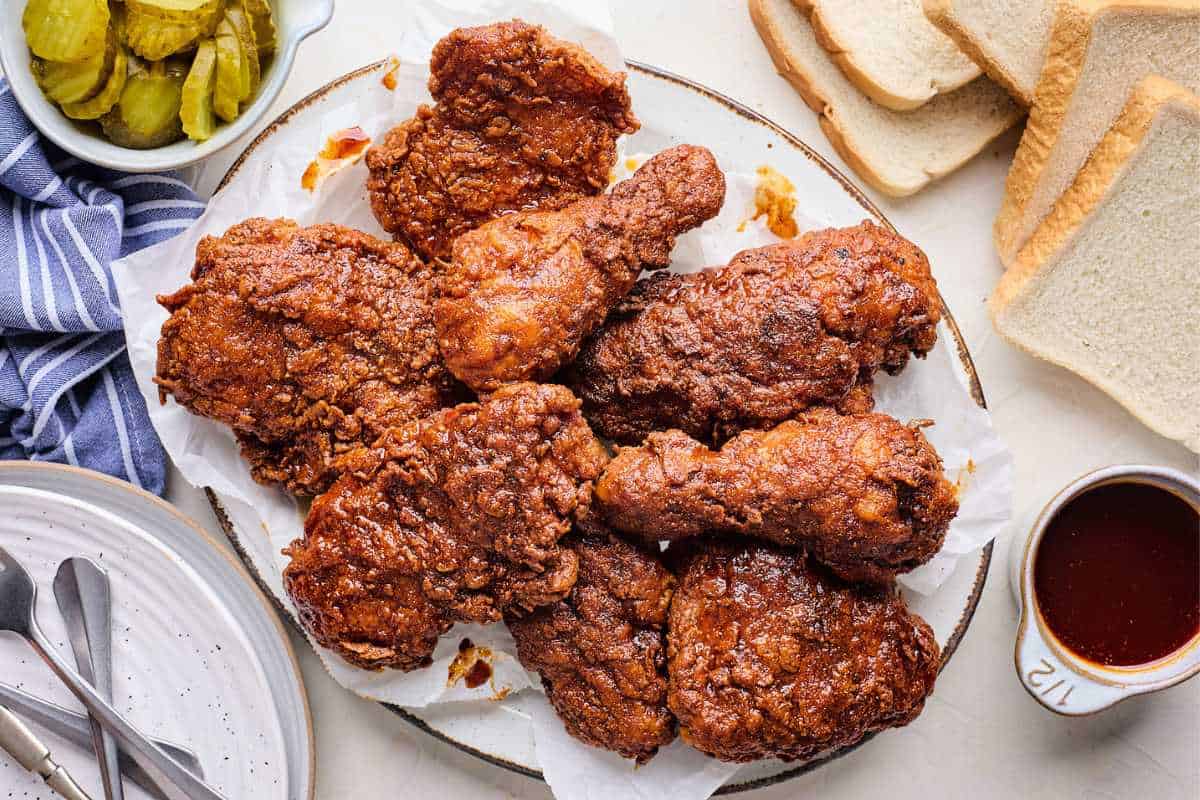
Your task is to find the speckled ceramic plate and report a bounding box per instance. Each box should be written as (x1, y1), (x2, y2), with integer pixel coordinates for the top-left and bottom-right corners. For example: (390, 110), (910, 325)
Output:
(0, 462), (314, 800)
(208, 59), (993, 793)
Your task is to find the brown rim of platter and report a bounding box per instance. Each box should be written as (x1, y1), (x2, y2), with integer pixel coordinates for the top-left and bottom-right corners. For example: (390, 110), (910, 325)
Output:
(209, 58), (994, 793)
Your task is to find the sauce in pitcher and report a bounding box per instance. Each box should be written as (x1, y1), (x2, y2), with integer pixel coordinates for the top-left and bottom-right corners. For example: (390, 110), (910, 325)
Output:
(1034, 481), (1200, 667)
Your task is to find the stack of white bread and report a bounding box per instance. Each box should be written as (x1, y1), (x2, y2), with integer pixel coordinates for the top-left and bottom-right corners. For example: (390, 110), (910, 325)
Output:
(749, 0), (1024, 196)
(752, 0), (1199, 452)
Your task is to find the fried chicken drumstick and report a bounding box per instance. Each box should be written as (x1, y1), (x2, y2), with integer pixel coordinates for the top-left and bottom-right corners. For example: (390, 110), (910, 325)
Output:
(507, 528), (676, 763)
(565, 221), (942, 445)
(668, 539), (940, 763)
(366, 20), (639, 261)
(284, 383), (609, 671)
(436, 144), (726, 392)
(156, 218), (463, 495)
(596, 409), (958, 583)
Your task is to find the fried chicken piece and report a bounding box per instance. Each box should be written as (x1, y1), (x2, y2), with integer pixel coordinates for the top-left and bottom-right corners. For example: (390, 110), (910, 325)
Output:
(507, 528), (676, 762)
(595, 409), (958, 583)
(155, 218), (464, 495)
(366, 20), (639, 261)
(283, 382), (609, 671)
(667, 539), (940, 763)
(436, 145), (726, 392)
(564, 221), (943, 445)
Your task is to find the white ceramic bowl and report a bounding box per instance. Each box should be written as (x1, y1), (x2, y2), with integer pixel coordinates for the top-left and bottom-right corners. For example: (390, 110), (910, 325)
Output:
(0, 0), (334, 173)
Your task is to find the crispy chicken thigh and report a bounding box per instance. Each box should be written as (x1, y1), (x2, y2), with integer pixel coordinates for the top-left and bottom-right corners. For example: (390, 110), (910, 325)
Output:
(565, 221), (942, 445)
(507, 528), (676, 762)
(155, 218), (463, 495)
(667, 539), (940, 763)
(283, 383), (609, 671)
(436, 144), (726, 392)
(366, 20), (639, 261)
(596, 409), (958, 584)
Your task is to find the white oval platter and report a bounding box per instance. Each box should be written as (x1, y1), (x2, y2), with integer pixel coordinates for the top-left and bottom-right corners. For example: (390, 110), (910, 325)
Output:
(208, 59), (994, 793)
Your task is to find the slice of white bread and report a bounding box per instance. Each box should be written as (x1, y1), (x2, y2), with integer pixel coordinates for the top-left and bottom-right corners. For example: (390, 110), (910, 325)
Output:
(923, 0), (1057, 106)
(794, 0), (982, 110)
(750, 0), (1023, 197)
(991, 76), (1200, 452)
(993, 0), (1200, 265)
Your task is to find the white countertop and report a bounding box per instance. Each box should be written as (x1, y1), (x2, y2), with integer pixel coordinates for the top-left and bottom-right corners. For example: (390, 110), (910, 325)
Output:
(16, 1), (1200, 798)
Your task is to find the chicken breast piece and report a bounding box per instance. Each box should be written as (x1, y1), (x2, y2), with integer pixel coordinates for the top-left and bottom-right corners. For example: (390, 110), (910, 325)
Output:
(668, 539), (940, 763)
(284, 382), (609, 671)
(366, 20), (639, 261)
(436, 144), (726, 392)
(564, 221), (942, 445)
(507, 528), (677, 763)
(156, 218), (464, 495)
(595, 408), (958, 584)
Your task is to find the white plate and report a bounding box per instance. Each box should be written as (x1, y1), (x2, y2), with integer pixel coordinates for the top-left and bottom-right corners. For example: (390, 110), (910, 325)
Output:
(0, 462), (314, 800)
(203, 59), (994, 793)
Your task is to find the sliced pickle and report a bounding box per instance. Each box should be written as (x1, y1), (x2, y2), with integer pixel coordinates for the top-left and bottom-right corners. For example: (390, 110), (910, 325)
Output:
(243, 0), (276, 57)
(124, 0), (223, 60)
(35, 27), (116, 105)
(23, 0), (110, 62)
(180, 38), (218, 141)
(109, 1), (127, 45)
(212, 19), (242, 123)
(225, 6), (260, 102)
(100, 60), (187, 149)
(125, 0), (223, 23)
(61, 43), (127, 120)
(125, 10), (204, 60)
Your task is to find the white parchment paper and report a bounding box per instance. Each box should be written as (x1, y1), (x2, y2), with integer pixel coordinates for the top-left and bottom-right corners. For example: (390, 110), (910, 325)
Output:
(111, 2), (1013, 798)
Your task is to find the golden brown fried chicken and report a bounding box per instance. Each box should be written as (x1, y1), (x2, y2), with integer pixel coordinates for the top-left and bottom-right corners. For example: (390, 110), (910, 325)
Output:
(667, 539), (940, 763)
(507, 528), (676, 762)
(596, 409), (958, 584)
(283, 382), (609, 671)
(155, 218), (464, 495)
(564, 221), (943, 445)
(436, 145), (726, 392)
(366, 20), (639, 261)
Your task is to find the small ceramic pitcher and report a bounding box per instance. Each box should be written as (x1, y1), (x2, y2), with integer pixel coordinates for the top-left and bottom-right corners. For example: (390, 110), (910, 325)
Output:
(1010, 465), (1200, 716)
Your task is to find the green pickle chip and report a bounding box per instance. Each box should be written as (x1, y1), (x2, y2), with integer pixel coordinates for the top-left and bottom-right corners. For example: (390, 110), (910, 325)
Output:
(124, 0), (223, 61)
(35, 27), (116, 105)
(243, 0), (277, 57)
(213, 19), (243, 123)
(23, 0), (110, 63)
(125, 0), (223, 23)
(224, 6), (260, 101)
(61, 43), (127, 121)
(180, 38), (218, 141)
(100, 60), (187, 149)
(126, 10), (202, 61)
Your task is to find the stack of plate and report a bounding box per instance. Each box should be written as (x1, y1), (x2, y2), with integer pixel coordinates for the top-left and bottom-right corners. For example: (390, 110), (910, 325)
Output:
(0, 462), (313, 800)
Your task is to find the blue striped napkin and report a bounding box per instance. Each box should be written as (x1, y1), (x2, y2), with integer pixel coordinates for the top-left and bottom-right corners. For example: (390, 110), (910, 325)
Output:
(0, 80), (204, 495)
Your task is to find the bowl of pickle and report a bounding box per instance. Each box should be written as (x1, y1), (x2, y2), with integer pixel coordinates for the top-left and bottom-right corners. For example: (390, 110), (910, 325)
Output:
(1, 0), (334, 172)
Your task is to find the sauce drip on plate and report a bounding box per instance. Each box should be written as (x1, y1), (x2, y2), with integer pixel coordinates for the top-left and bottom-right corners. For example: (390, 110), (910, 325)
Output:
(448, 637), (494, 690)
(1034, 482), (1200, 667)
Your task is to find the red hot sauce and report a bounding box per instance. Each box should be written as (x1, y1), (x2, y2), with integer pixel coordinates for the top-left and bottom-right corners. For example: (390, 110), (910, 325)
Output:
(1034, 481), (1200, 667)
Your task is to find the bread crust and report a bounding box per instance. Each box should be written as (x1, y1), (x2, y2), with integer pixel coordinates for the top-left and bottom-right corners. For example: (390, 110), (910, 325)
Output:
(795, 0), (980, 111)
(750, 0), (1021, 197)
(993, 0), (1200, 265)
(990, 76), (1200, 451)
(922, 0), (1038, 107)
